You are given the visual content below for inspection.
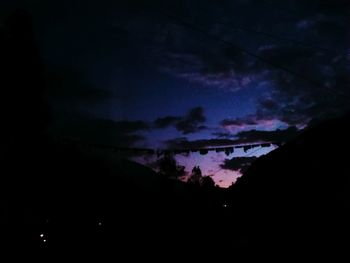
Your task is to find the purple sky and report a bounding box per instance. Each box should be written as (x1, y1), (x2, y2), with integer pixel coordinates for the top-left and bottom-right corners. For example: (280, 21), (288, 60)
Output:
(1, 0), (348, 187)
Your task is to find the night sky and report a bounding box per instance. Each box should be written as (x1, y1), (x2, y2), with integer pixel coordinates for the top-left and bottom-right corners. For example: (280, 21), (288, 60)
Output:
(1, 0), (348, 187)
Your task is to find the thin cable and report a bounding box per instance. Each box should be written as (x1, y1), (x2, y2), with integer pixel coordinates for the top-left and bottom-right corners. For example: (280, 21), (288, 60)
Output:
(163, 13), (350, 101)
(259, 0), (350, 21)
(194, 5), (346, 56)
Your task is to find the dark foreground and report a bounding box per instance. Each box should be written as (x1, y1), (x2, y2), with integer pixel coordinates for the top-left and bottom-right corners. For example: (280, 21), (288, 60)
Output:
(1, 114), (350, 260)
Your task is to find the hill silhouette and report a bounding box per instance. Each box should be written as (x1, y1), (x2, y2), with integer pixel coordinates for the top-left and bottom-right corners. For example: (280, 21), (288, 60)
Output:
(1, 136), (229, 258)
(227, 113), (350, 257)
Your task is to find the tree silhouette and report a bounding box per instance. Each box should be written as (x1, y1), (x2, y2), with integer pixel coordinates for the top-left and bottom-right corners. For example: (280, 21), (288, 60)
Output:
(201, 176), (215, 189)
(157, 154), (185, 179)
(188, 166), (203, 185)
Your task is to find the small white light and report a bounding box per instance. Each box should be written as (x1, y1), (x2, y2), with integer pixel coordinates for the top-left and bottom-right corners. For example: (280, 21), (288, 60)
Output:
(40, 234), (44, 238)
(98, 222), (102, 226)
(43, 239), (47, 243)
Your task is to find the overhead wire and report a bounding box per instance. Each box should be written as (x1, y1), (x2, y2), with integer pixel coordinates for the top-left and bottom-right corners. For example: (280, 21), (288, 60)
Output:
(162, 12), (350, 100)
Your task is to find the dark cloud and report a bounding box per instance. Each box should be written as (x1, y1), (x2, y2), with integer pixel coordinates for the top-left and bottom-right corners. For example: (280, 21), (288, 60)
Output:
(166, 126), (298, 149)
(220, 116), (258, 129)
(165, 137), (236, 149)
(149, 0), (350, 127)
(220, 157), (257, 172)
(259, 98), (279, 111)
(4, 0), (347, 145)
(154, 116), (181, 128)
(175, 107), (207, 134)
(154, 107), (207, 134)
(212, 132), (235, 138)
(159, 50), (259, 91)
(236, 126), (299, 143)
(252, 4), (349, 124)
(140, 1), (265, 91)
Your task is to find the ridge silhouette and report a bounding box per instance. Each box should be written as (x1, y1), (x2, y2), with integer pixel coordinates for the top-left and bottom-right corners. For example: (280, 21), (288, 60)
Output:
(227, 113), (350, 256)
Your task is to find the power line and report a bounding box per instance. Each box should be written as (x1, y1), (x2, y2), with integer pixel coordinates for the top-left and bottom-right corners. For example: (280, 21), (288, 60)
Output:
(165, 13), (317, 86)
(259, 0), (350, 21)
(213, 21), (345, 56)
(194, 6), (346, 56)
(126, 6), (349, 101)
(163, 12), (350, 101)
(53, 135), (279, 156)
